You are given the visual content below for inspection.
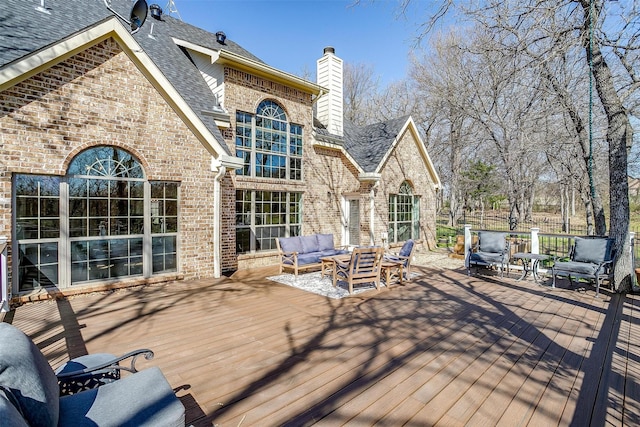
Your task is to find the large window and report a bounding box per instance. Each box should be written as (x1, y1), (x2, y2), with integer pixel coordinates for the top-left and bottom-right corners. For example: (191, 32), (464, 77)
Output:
(236, 190), (302, 254)
(14, 146), (179, 292)
(388, 181), (420, 243)
(235, 100), (303, 180)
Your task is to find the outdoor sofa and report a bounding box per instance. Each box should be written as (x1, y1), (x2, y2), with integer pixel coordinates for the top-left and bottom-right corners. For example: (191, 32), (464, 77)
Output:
(0, 322), (185, 427)
(276, 233), (349, 276)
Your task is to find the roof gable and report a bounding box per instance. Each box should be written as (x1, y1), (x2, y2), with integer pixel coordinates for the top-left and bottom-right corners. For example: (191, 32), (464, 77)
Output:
(0, 0), (249, 167)
(323, 115), (441, 189)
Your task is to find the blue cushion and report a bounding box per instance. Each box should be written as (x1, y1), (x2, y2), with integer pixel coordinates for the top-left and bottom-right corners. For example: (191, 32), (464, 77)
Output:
(300, 235), (319, 253)
(470, 251), (508, 264)
(399, 240), (414, 258)
(279, 237), (301, 253)
(317, 234), (335, 251)
(573, 237), (613, 265)
(0, 323), (59, 427)
(554, 261), (600, 276)
(297, 252), (321, 265)
(479, 232), (506, 253)
(320, 249), (349, 257)
(59, 367), (185, 427)
(0, 388), (29, 427)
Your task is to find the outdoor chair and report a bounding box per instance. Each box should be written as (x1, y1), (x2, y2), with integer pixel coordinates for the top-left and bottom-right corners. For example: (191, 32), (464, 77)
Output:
(384, 239), (415, 279)
(467, 231), (510, 277)
(0, 322), (185, 427)
(552, 236), (615, 297)
(334, 246), (384, 294)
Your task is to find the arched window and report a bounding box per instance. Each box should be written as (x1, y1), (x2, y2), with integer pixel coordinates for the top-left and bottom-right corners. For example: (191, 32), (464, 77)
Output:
(14, 146), (179, 292)
(388, 181), (420, 243)
(235, 100), (303, 180)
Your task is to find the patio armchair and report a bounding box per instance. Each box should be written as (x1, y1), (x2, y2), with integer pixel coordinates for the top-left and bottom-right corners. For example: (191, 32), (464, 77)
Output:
(384, 239), (415, 279)
(552, 236), (615, 297)
(334, 246), (384, 294)
(0, 322), (185, 427)
(467, 231), (510, 277)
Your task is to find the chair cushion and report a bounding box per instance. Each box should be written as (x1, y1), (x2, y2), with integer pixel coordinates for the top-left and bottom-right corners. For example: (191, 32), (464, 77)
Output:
(554, 261), (600, 276)
(573, 237), (613, 265)
(316, 234), (335, 251)
(478, 232), (506, 253)
(59, 366), (185, 427)
(470, 251), (508, 264)
(0, 388), (29, 427)
(399, 240), (414, 258)
(300, 235), (319, 253)
(0, 323), (59, 427)
(297, 252), (321, 265)
(278, 237), (301, 253)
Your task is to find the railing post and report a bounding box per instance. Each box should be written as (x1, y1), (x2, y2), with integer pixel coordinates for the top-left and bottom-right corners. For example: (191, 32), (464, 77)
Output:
(630, 232), (638, 291)
(464, 224), (472, 269)
(0, 237), (8, 313)
(531, 227), (540, 255)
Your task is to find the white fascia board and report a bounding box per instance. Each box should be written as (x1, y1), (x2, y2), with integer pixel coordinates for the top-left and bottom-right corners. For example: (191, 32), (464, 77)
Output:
(219, 154), (245, 169)
(171, 38), (220, 63)
(358, 172), (381, 183)
(217, 50), (327, 95)
(0, 18), (229, 161)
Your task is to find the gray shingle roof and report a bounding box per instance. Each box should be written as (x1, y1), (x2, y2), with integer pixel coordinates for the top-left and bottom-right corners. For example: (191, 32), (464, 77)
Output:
(1, 0), (265, 156)
(343, 115), (410, 173)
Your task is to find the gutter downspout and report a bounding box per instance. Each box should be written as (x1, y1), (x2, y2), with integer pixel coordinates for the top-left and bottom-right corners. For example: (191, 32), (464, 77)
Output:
(212, 159), (226, 278)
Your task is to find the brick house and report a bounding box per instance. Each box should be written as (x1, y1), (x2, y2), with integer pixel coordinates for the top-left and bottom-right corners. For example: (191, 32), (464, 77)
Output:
(0, 0), (440, 304)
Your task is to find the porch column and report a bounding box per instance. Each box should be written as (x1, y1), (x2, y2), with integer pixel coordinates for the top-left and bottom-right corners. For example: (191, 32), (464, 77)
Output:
(530, 227), (540, 254)
(464, 224), (472, 268)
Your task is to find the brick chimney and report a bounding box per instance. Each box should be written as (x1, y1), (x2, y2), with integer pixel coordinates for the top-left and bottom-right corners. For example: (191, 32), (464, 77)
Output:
(316, 47), (343, 136)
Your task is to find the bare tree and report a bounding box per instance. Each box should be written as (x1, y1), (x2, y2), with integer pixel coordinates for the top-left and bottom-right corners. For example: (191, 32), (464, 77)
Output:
(343, 62), (380, 126)
(405, 0), (639, 292)
(409, 31), (480, 227)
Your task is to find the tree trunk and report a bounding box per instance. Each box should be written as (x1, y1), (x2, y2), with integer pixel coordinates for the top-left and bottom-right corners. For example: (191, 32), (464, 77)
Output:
(588, 35), (633, 292)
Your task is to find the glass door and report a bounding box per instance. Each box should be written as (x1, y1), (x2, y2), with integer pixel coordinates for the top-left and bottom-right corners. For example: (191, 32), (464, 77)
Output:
(343, 198), (360, 247)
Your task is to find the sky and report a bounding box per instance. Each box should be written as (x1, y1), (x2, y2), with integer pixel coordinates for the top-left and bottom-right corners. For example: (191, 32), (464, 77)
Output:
(159, 0), (443, 86)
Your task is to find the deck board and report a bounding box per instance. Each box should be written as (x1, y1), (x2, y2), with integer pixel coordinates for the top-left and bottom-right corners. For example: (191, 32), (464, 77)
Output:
(5, 264), (640, 426)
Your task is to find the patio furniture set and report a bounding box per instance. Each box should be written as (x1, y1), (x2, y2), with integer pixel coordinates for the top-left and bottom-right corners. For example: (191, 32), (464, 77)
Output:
(467, 231), (616, 297)
(276, 234), (415, 294)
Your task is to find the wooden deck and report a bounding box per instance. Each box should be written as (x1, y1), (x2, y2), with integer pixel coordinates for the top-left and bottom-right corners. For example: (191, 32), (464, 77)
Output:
(5, 263), (640, 426)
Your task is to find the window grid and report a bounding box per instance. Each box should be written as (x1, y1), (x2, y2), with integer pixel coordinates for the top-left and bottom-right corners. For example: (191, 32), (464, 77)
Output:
(14, 147), (181, 292)
(388, 182), (420, 244)
(235, 100), (303, 181)
(235, 190), (302, 254)
(15, 175), (61, 290)
(151, 182), (179, 274)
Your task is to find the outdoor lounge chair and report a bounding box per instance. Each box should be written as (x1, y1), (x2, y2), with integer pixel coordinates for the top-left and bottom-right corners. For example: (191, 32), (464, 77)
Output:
(0, 322), (185, 427)
(467, 231), (510, 277)
(334, 246), (384, 294)
(384, 239), (415, 279)
(552, 236), (615, 297)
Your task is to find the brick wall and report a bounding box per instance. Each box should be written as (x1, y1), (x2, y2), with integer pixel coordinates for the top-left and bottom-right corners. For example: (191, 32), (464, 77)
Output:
(0, 38), (220, 289)
(221, 67), (439, 269)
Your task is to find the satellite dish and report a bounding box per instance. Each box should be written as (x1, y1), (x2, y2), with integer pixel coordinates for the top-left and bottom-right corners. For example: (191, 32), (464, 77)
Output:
(103, 0), (148, 34)
(130, 0), (149, 33)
